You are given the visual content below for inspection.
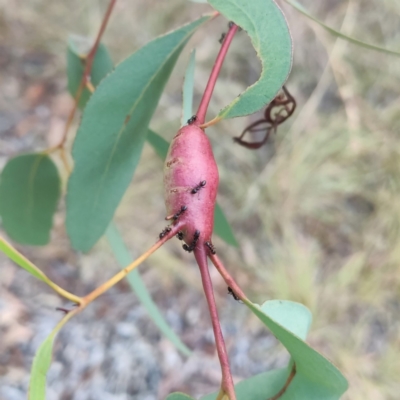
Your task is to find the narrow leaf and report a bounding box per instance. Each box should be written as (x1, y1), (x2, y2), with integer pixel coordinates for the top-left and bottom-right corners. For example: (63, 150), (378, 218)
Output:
(0, 154), (60, 245)
(0, 236), (82, 303)
(285, 0), (400, 57)
(182, 49), (196, 126)
(207, 0), (293, 120)
(214, 203), (238, 247)
(67, 16), (212, 252)
(0, 236), (49, 283)
(29, 313), (75, 400)
(67, 35), (114, 109)
(106, 222), (191, 356)
(146, 129), (170, 160)
(146, 130), (238, 247)
(166, 394), (196, 400)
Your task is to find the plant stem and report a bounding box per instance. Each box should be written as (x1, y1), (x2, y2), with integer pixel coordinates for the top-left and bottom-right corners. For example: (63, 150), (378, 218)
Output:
(55, 0), (117, 151)
(268, 363), (297, 400)
(196, 22), (238, 125)
(209, 253), (246, 302)
(210, 254), (298, 400)
(194, 248), (236, 400)
(81, 223), (181, 306)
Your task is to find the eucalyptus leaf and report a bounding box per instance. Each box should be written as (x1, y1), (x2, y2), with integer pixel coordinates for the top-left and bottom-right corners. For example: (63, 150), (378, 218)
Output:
(0, 236), (49, 283)
(166, 394), (196, 400)
(207, 0), (293, 120)
(146, 130), (237, 247)
(202, 300), (347, 400)
(67, 35), (114, 109)
(29, 313), (75, 400)
(67, 16), (211, 252)
(0, 154), (60, 245)
(245, 300), (348, 399)
(106, 222), (191, 356)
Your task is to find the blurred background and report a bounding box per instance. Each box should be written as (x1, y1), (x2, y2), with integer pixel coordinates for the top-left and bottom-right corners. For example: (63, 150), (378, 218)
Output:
(1, 0), (400, 399)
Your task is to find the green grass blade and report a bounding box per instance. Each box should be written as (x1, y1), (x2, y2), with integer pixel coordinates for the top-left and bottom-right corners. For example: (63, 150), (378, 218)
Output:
(146, 129), (238, 247)
(182, 49), (196, 126)
(0, 154), (61, 245)
(66, 16), (212, 252)
(105, 222), (191, 356)
(286, 0), (400, 57)
(29, 312), (75, 400)
(67, 35), (114, 109)
(207, 0), (293, 120)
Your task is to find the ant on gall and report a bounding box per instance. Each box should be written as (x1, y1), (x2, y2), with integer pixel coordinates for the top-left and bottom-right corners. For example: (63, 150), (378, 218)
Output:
(187, 115), (197, 125)
(183, 230), (200, 253)
(191, 180), (206, 194)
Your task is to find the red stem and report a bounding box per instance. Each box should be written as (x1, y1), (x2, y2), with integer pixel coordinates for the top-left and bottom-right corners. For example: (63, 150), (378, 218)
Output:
(196, 23), (238, 125)
(56, 0), (117, 149)
(84, 0), (117, 83)
(194, 248), (236, 400)
(209, 253), (246, 301)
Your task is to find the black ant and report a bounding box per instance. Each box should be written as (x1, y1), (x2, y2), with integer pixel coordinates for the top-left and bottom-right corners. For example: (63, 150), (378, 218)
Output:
(159, 226), (172, 239)
(176, 231), (184, 240)
(219, 32), (226, 44)
(187, 115), (197, 125)
(191, 180), (206, 194)
(205, 241), (216, 255)
(228, 287), (241, 302)
(183, 230), (200, 253)
(234, 86), (296, 149)
(165, 205), (187, 221)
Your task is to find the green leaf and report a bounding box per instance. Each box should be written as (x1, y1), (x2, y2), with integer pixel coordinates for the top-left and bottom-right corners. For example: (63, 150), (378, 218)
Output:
(214, 203), (238, 247)
(67, 35), (114, 109)
(245, 300), (348, 399)
(207, 0), (293, 120)
(66, 16), (212, 252)
(166, 394), (196, 400)
(0, 236), (49, 283)
(0, 236), (82, 303)
(285, 0), (400, 57)
(147, 129), (170, 160)
(106, 222), (191, 356)
(146, 130), (238, 247)
(202, 300), (347, 400)
(182, 49), (196, 126)
(0, 154), (61, 245)
(29, 313), (74, 400)
(201, 368), (289, 400)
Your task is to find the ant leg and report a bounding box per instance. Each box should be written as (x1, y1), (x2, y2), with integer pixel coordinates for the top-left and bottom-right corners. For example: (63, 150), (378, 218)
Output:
(183, 230), (200, 252)
(165, 205), (188, 221)
(159, 226), (172, 239)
